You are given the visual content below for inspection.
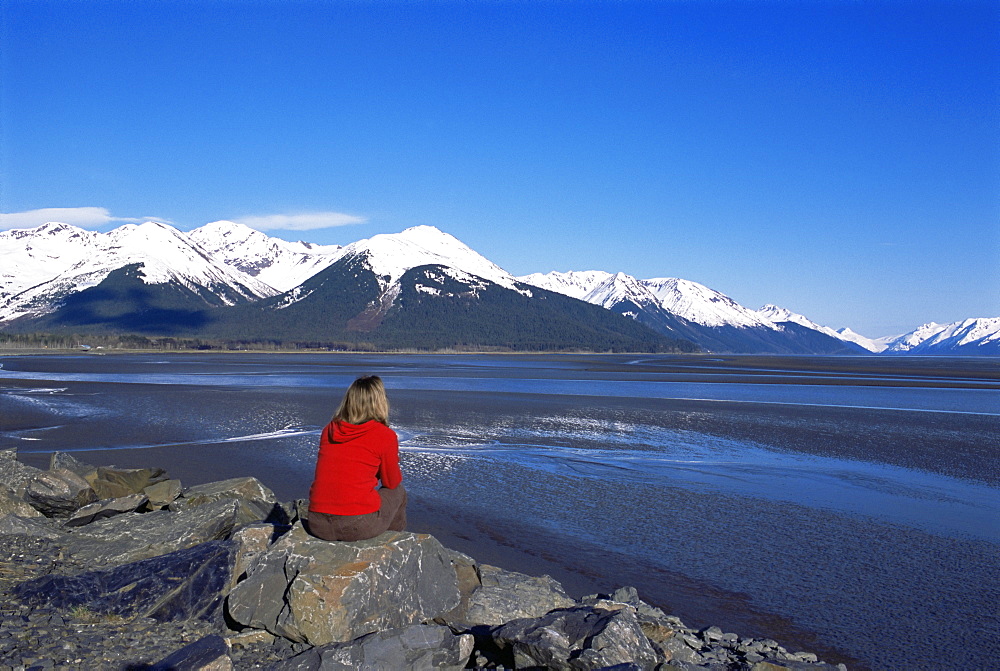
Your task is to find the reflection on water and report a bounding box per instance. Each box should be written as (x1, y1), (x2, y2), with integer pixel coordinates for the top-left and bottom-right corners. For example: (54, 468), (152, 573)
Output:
(1, 353), (999, 670)
(396, 420), (999, 544)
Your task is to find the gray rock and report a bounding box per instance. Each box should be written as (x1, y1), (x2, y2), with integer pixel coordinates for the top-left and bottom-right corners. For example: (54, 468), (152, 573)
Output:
(226, 524), (461, 646)
(491, 605), (662, 671)
(64, 493), (149, 527)
(49, 452), (98, 480)
(463, 564), (576, 626)
(172, 476), (275, 509)
(0, 484), (42, 518)
(23, 468), (98, 517)
(0, 447), (43, 494)
(14, 540), (237, 625)
(90, 465), (167, 499)
(65, 498), (253, 567)
(150, 634), (234, 671)
(274, 624), (473, 671)
(145, 478), (183, 508)
(751, 660), (844, 671)
(230, 522), (289, 587)
(659, 634), (701, 664)
(171, 476), (286, 523)
(0, 513), (69, 540)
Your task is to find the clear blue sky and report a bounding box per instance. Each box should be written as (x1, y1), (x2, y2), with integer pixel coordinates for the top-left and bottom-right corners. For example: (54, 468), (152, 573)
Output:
(2, 0), (997, 338)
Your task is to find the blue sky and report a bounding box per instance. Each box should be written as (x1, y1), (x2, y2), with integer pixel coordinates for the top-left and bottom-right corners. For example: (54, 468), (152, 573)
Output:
(2, 0), (997, 337)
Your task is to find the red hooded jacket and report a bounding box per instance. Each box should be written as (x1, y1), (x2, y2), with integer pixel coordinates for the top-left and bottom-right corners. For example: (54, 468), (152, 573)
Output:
(308, 419), (403, 516)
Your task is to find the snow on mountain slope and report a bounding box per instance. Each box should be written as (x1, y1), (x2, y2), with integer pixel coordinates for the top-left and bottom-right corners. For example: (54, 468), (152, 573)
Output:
(643, 278), (777, 329)
(0, 222), (103, 298)
(881, 318), (1000, 354)
(583, 272), (660, 311)
(517, 270), (612, 300)
(756, 304), (883, 352)
(189, 220), (343, 292)
(0, 221), (276, 322)
(520, 270), (778, 329)
(340, 225), (527, 294)
(835, 327), (886, 353)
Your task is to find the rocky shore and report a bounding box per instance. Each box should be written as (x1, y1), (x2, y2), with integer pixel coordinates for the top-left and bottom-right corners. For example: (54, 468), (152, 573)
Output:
(0, 447), (846, 670)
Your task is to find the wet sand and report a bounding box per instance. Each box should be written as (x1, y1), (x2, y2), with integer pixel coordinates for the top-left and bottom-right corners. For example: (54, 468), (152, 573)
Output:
(2, 352), (998, 670)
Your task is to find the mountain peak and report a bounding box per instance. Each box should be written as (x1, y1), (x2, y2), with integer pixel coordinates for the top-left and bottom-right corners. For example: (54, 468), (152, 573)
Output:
(343, 226), (518, 292)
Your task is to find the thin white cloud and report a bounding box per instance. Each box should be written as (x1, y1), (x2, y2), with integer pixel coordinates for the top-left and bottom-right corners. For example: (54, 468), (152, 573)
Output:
(234, 212), (367, 231)
(0, 207), (146, 231)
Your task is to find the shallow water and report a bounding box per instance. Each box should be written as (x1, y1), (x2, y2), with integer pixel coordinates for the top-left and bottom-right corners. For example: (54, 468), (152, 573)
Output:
(1, 352), (998, 669)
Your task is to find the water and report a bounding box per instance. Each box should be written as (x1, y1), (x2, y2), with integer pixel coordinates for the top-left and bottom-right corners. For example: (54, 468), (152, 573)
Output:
(1, 352), (998, 669)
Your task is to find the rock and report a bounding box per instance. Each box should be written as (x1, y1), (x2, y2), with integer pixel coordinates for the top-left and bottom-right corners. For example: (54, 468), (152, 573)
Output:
(0, 484), (43, 518)
(491, 605), (662, 671)
(752, 661), (845, 671)
(0, 447), (43, 494)
(90, 465), (167, 499)
(49, 452), (98, 480)
(462, 564), (576, 626)
(437, 548), (482, 624)
(226, 524), (461, 646)
(149, 634), (234, 671)
(145, 478), (183, 508)
(14, 540), (236, 624)
(23, 468), (98, 517)
(64, 493), (149, 527)
(274, 624), (473, 671)
(170, 476), (287, 523)
(230, 522), (290, 587)
(0, 513), (69, 541)
(65, 499), (254, 567)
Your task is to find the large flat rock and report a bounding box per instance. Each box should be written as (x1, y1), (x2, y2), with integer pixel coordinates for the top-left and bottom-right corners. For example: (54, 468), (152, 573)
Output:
(65, 498), (254, 567)
(14, 540), (236, 625)
(227, 524), (461, 646)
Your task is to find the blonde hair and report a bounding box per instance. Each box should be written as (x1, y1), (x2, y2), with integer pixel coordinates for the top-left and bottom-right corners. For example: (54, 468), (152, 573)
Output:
(334, 375), (390, 425)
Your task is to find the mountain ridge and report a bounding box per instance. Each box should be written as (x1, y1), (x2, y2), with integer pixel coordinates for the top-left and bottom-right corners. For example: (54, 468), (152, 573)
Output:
(2, 220), (996, 354)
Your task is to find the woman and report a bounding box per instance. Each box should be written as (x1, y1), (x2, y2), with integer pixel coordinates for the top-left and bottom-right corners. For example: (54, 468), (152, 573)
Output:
(307, 375), (407, 541)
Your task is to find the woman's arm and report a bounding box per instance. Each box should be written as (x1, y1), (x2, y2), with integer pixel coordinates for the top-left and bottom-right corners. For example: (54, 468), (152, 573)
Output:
(377, 429), (403, 489)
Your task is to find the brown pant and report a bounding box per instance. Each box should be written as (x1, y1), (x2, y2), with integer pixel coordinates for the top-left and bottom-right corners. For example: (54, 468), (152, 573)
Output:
(307, 485), (408, 542)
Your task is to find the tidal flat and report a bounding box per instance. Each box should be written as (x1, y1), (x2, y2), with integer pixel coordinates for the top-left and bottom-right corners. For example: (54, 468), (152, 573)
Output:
(1, 352), (998, 670)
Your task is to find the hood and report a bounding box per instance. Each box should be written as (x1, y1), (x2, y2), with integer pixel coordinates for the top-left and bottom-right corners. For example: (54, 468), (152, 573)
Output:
(326, 419), (384, 443)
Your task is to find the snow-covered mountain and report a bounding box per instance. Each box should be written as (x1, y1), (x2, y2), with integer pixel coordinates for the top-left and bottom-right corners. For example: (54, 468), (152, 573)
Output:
(0, 222), (104, 298)
(0, 221), (276, 323)
(519, 270), (862, 354)
(518, 270), (613, 301)
(339, 225), (527, 294)
(878, 319), (1000, 355)
(189, 220), (343, 292)
(755, 304), (885, 353)
(2, 219), (996, 355)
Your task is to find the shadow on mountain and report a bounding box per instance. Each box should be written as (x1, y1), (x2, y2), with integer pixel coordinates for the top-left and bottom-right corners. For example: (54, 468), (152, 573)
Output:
(13, 265), (213, 336)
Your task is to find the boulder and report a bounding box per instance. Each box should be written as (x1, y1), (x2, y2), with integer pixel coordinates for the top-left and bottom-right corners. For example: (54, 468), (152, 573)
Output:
(491, 605), (662, 671)
(170, 476), (287, 523)
(0, 484), (43, 518)
(91, 465), (168, 499)
(49, 452), (98, 480)
(14, 540), (236, 625)
(0, 513), (69, 541)
(64, 493), (149, 527)
(226, 524), (461, 646)
(65, 498), (255, 567)
(145, 478), (183, 508)
(150, 635), (233, 671)
(230, 522), (290, 587)
(274, 624), (473, 671)
(0, 447), (43, 495)
(23, 467), (98, 517)
(462, 564), (576, 626)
